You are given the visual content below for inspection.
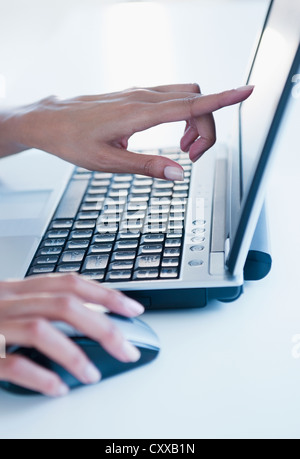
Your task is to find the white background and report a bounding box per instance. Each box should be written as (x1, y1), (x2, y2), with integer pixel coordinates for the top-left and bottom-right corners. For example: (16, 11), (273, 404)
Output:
(0, 0), (300, 439)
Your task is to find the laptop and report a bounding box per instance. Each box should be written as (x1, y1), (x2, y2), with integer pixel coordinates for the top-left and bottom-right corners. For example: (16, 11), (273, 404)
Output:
(0, 0), (299, 309)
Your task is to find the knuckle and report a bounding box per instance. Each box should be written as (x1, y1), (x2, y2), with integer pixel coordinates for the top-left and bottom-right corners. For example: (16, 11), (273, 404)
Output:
(63, 273), (81, 292)
(68, 351), (86, 373)
(102, 323), (122, 347)
(27, 319), (48, 342)
(4, 356), (24, 379)
(183, 96), (197, 118)
(43, 375), (62, 395)
(191, 83), (201, 94)
(142, 156), (164, 177)
(58, 294), (78, 317)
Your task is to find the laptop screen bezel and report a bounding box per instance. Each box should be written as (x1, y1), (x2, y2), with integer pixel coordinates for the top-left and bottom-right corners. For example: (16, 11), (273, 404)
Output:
(226, 0), (300, 275)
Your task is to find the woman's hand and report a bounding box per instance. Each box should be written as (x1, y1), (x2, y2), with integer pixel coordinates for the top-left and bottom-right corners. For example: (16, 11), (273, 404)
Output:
(0, 84), (254, 180)
(0, 273), (144, 397)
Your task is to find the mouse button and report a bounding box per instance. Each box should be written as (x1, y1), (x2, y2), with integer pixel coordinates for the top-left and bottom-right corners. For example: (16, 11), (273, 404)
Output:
(109, 317), (160, 349)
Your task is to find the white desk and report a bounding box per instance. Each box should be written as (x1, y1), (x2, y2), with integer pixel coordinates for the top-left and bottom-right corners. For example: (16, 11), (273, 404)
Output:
(1, 0), (300, 439)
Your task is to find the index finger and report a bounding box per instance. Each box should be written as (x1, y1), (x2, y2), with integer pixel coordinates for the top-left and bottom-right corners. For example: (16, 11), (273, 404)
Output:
(134, 85), (254, 132)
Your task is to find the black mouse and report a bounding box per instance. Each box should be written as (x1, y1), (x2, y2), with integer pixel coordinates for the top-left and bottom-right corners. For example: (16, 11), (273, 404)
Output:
(0, 314), (160, 395)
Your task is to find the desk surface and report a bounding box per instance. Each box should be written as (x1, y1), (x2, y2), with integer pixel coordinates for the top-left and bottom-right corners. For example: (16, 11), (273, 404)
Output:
(1, 0), (300, 439)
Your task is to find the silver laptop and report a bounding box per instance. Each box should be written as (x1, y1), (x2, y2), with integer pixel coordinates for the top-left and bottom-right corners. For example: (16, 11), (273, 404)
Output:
(0, 0), (299, 309)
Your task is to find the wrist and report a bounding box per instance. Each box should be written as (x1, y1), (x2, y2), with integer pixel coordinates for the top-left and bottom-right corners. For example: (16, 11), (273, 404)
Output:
(0, 104), (37, 156)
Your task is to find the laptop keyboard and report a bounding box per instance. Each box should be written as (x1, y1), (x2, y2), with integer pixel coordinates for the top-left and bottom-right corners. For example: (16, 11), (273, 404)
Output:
(26, 148), (192, 282)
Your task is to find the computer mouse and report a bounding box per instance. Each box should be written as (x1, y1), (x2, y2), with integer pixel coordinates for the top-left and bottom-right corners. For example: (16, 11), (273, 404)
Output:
(0, 314), (160, 396)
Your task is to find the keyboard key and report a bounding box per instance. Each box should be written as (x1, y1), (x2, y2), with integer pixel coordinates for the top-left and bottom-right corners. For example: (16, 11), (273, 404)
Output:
(173, 184), (189, 191)
(128, 195), (150, 202)
(81, 271), (105, 281)
(144, 223), (167, 233)
(50, 220), (73, 229)
(166, 231), (183, 238)
(92, 234), (116, 243)
(28, 265), (56, 275)
(133, 178), (153, 186)
(117, 232), (141, 240)
(91, 179), (111, 187)
(172, 192), (188, 198)
(152, 181), (174, 189)
(160, 268), (179, 278)
(150, 197), (172, 206)
(95, 223), (119, 233)
(93, 173), (113, 180)
(152, 190), (173, 198)
(122, 211), (146, 220)
(114, 240), (139, 250)
(135, 255), (161, 269)
(120, 221), (144, 231)
(87, 187), (108, 195)
(105, 270), (132, 281)
(108, 261), (134, 270)
(80, 202), (103, 211)
(56, 264), (81, 273)
(88, 244), (113, 254)
(112, 251), (136, 261)
(84, 195), (106, 203)
(60, 251), (85, 263)
(133, 269), (159, 280)
(70, 230), (93, 239)
(169, 213), (185, 221)
(74, 220), (96, 229)
(46, 230), (69, 238)
(33, 256), (59, 265)
(100, 214), (121, 223)
(163, 248), (180, 257)
(165, 238), (182, 248)
(147, 215), (168, 224)
(168, 221), (184, 230)
(131, 186), (151, 194)
(41, 239), (66, 247)
(148, 205), (170, 214)
(138, 244), (163, 255)
(38, 247), (63, 256)
(109, 190), (129, 198)
(161, 257), (179, 267)
(113, 175), (132, 182)
(78, 212), (99, 220)
(66, 239), (90, 249)
(111, 182), (131, 190)
(141, 234), (164, 244)
(127, 203), (148, 211)
(82, 255), (109, 271)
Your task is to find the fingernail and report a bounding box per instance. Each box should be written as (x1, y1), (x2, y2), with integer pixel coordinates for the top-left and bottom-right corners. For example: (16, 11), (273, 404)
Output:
(56, 383), (69, 397)
(83, 363), (101, 384)
(122, 297), (145, 315)
(235, 85), (255, 92)
(122, 341), (141, 362)
(164, 166), (184, 181)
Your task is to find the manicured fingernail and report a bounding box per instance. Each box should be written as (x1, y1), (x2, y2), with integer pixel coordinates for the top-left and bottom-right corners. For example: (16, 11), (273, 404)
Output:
(56, 384), (69, 397)
(122, 341), (141, 362)
(164, 166), (184, 181)
(235, 85), (255, 92)
(83, 363), (101, 384)
(123, 297), (145, 315)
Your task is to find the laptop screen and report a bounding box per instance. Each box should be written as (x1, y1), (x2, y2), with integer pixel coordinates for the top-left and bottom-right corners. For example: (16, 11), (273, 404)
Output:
(227, 0), (300, 274)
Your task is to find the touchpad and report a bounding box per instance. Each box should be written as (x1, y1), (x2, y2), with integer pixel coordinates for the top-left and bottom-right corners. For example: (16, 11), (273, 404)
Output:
(0, 190), (51, 220)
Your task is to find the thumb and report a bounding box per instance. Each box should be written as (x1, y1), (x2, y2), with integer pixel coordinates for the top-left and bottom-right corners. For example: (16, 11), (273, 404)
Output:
(100, 146), (184, 180)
